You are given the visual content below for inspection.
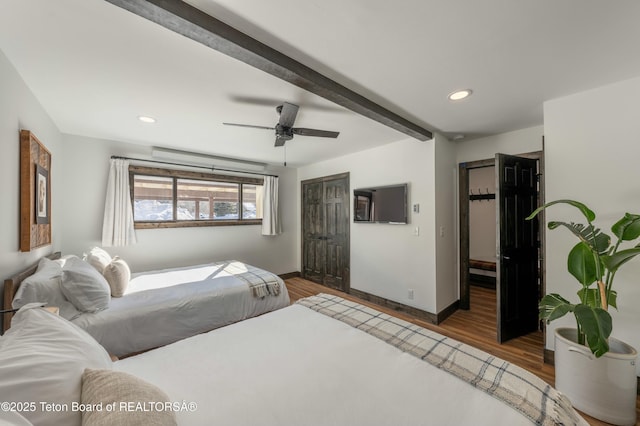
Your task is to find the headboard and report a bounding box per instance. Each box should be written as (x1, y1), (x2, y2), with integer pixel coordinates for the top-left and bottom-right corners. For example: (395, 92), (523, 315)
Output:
(2, 251), (61, 332)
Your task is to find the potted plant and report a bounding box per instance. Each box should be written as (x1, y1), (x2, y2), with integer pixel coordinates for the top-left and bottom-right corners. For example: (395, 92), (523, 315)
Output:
(527, 199), (639, 425)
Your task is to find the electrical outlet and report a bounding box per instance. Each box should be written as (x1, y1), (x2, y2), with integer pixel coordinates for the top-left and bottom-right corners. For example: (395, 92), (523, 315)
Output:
(439, 226), (445, 237)
(408, 289), (414, 300)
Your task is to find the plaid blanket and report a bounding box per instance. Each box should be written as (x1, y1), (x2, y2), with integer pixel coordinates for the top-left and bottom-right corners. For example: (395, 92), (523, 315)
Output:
(218, 261), (281, 298)
(297, 294), (582, 426)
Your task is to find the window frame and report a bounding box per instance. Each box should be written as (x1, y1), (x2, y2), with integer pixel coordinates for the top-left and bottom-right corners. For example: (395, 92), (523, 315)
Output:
(129, 165), (263, 229)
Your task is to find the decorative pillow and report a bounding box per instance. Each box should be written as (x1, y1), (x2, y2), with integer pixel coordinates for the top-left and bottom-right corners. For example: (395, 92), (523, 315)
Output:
(12, 257), (81, 320)
(61, 257), (111, 312)
(0, 304), (113, 426)
(102, 256), (131, 297)
(81, 369), (177, 426)
(83, 247), (112, 274)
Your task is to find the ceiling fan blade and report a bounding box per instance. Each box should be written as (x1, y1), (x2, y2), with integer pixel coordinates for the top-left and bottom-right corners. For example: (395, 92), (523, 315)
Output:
(278, 102), (299, 128)
(292, 128), (340, 138)
(223, 123), (274, 130)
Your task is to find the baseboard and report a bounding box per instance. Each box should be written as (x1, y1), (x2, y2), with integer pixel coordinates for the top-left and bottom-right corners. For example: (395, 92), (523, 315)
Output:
(436, 299), (459, 324)
(278, 271), (300, 280)
(349, 288), (438, 324)
(544, 348), (640, 395)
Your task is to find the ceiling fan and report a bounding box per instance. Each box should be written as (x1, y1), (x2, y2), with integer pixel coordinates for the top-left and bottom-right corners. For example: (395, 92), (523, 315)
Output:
(223, 102), (340, 147)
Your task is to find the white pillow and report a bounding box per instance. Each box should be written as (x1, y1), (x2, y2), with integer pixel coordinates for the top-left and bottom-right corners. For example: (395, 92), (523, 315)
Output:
(12, 257), (81, 320)
(0, 304), (112, 426)
(54, 254), (81, 269)
(61, 257), (111, 313)
(83, 247), (112, 274)
(102, 256), (131, 297)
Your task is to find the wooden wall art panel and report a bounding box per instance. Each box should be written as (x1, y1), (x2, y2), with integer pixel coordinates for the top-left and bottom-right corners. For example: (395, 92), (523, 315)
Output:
(19, 130), (51, 251)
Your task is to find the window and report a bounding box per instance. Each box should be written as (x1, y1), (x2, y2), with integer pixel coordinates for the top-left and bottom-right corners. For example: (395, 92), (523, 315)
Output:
(242, 184), (263, 219)
(130, 166), (263, 228)
(133, 175), (174, 221)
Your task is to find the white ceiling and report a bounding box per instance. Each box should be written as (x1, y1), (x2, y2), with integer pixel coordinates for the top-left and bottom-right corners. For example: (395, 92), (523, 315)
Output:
(2, 0), (640, 167)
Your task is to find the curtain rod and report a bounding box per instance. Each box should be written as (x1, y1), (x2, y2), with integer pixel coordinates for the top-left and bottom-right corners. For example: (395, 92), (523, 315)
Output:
(110, 155), (278, 178)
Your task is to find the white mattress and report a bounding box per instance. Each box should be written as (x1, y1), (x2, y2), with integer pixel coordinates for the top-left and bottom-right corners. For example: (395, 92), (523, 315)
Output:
(71, 262), (289, 357)
(115, 303), (584, 426)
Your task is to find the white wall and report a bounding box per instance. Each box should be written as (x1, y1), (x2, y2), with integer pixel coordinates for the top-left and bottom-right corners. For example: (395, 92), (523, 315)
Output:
(468, 166), (496, 259)
(456, 125), (543, 164)
(544, 76), (640, 371)
(298, 135), (456, 314)
(60, 134), (298, 275)
(434, 135), (458, 311)
(0, 50), (63, 317)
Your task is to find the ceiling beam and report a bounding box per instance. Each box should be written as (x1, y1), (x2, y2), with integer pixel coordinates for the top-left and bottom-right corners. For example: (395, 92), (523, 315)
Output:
(104, 0), (433, 141)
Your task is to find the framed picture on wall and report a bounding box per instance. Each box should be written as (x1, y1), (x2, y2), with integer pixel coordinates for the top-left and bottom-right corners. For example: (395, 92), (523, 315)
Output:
(35, 164), (49, 224)
(20, 130), (52, 251)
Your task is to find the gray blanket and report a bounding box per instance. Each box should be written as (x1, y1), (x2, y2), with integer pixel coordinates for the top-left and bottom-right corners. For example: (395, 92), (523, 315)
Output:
(219, 261), (281, 298)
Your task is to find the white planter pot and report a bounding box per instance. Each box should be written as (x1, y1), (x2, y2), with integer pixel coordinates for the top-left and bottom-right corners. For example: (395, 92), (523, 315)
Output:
(555, 327), (638, 425)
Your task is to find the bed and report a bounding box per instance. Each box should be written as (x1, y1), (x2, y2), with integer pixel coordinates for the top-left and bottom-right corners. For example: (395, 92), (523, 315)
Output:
(3, 251), (289, 357)
(0, 295), (588, 426)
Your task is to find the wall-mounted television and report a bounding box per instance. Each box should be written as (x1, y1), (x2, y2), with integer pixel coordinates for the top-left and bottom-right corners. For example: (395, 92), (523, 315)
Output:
(353, 183), (408, 224)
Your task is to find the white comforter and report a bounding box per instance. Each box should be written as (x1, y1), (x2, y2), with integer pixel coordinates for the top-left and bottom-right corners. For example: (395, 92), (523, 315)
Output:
(115, 302), (585, 425)
(71, 262), (289, 357)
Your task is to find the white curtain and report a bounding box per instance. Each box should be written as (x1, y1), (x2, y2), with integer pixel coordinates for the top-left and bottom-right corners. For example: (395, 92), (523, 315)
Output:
(261, 175), (281, 236)
(102, 159), (137, 246)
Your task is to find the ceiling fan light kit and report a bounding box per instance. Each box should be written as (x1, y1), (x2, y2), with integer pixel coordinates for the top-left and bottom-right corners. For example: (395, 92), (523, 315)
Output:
(224, 102), (340, 147)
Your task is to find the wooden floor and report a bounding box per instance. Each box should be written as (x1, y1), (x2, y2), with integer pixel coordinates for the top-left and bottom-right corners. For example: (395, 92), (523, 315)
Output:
(285, 277), (640, 426)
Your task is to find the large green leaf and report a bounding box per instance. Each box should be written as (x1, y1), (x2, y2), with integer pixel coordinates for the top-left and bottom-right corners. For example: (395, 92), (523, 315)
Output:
(539, 293), (574, 322)
(574, 304), (612, 357)
(611, 213), (640, 241)
(568, 242), (597, 285)
(575, 286), (618, 310)
(601, 247), (640, 274)
(548, 221), (610, 254)
(577, 287), (599, 307)
(608, 290), (618, 310)
(526, 199), (596, 222)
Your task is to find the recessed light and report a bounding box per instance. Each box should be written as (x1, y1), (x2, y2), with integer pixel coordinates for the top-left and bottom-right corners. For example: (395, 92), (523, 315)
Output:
(138, 115), (156, 123)
(448, 89), (473, 101)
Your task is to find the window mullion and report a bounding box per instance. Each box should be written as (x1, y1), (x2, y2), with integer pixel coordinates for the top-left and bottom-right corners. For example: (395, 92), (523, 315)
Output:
(239, 183), (243, 220)
(173, 177), (178, 221)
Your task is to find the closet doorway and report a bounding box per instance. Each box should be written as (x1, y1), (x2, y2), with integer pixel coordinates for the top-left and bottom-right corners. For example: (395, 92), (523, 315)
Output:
(301, 172), (350, 292)
(459, 152), (544, 343)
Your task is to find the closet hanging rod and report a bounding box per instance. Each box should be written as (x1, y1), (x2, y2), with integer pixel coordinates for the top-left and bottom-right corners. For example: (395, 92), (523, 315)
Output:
(110, 155), (278, 178)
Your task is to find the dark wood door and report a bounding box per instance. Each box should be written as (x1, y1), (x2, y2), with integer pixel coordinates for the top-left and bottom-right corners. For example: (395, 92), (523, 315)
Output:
(302, 180), (324, 284)
(302, 173), (350, 291)
(496, 154), (539, 342)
